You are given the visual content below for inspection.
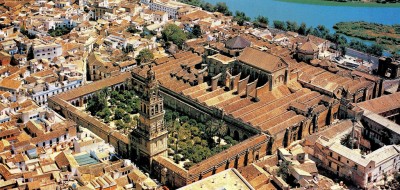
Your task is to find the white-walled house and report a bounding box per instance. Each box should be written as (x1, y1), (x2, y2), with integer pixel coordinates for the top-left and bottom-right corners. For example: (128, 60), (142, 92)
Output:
(33, 44), (62, 61)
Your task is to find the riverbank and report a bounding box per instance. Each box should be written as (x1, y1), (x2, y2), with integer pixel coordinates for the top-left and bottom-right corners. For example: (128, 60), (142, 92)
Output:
(334, 21), (400, 53)
(277, 0), (400, 7)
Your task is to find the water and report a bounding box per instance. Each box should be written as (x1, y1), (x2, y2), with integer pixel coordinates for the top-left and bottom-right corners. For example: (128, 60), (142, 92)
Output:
(203, 0), (400, 30)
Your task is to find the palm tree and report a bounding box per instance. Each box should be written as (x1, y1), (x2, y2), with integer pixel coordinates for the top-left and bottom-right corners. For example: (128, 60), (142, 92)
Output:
(205, 120), (219, 147)
(216, 120), (228, 144)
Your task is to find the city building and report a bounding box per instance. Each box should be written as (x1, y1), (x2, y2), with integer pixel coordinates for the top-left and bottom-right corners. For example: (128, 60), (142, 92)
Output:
(178, 168), (255, 190)
(33, 44), (62, 61)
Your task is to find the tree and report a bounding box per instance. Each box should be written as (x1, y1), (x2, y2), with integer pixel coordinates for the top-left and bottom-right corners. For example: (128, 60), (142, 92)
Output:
(224, 136), (238, 145)
(179, 116), (189, 124)
(340, 133), (352, 149)
(140, 27), (152, 39)
(191, 24), (202, 38)
(298, 22), (307, 35)
(392, 51), (400, 60)
(339, 45), (347, 56)
(201, 2), (214, 12)
(27, 46), (34, 60)
(48, 26), (72, 37)
(162, 24), (187, 48)
(115, 120), (127, 130)
(114, 108), (125, 120)
(172, 111), (179, 120)
(136, 49), (154, 64)
(277, 161), (291, 181)
(86, 91), (108, 116)
(127, 25), (140, 34)
(173, 154), (182, 163)
(123, 114), (131, 123)
(273, 20), (286, 31)
(188, 119), (197, 126)
(367, 43), (384, 57)
(190, 126), (200, 137)
(395, 172), (400, 183)
(10, 55), (17, 66)
(97, 108), (112, 123)
(329, 33), (348, 56)
(165, 110), (173, 121)
(215, 120), (228, 144)
(215, 2), (231, 16)
(254, 15), (269, 28)
(193, 136), (202, 144)
(311, 25), (330, 39)
(233, 11), (250, 26)
(349, 39), (368, 53)
(285, 21), (298, 32)
(205, 120), (219, 147)
(183, 161), (194, 170)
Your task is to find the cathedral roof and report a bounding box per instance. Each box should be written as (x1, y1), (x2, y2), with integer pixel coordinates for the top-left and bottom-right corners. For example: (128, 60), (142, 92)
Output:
(237, 47), (286, 73)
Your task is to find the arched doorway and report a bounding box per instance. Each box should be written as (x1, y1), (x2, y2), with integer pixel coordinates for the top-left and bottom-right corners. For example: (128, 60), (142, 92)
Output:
(233, 130), (239, 141)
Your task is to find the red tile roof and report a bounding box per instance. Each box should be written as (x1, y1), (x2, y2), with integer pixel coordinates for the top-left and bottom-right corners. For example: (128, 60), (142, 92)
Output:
(238, 47), (287, 73)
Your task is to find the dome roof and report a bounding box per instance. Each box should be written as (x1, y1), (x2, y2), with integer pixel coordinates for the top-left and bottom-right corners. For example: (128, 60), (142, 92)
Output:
(299, 41), (318, 54)
(319, 59), (331, 68)
(225, 36), (251, 49)
(328, 63), (339, 73)
(310, 59), (320, 66)
(328, 65), (339, 73)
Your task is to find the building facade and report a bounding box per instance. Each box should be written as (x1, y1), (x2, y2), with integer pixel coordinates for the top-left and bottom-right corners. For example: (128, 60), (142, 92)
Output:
(33, 44), (62, 61)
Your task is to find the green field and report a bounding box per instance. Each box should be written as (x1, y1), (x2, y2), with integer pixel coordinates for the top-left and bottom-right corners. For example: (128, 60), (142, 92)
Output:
(277, 0), (400, 7)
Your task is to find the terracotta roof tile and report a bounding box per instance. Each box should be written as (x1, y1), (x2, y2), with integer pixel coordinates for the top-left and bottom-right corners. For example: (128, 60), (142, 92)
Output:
(238, 47), (286, 73)
(357, 92), (400, 114)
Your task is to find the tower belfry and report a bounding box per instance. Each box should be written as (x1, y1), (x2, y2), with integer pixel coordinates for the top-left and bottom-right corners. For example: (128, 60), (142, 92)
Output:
(131, 67), (168, 171)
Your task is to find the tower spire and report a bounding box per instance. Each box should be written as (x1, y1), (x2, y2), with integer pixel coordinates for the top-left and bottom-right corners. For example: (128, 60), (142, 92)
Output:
(131, 67), (168, 171)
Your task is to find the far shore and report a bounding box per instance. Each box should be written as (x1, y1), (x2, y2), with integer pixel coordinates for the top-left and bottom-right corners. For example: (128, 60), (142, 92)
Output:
(277, 0), (400, 7)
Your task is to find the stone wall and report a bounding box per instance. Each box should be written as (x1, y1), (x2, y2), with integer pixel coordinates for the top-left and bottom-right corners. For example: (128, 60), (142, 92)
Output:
(48, 97), (131, 158)
(186, 134), (269, 185)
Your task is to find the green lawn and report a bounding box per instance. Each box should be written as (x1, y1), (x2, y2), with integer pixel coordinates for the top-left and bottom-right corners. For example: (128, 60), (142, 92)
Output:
(277, 0), (400, 7)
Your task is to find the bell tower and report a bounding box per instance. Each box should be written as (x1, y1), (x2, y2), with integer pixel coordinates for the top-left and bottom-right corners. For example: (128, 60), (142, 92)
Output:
(131, 67), (168, 171)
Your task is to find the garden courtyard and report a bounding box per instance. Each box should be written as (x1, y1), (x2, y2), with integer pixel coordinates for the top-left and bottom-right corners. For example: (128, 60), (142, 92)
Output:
(80, 88), (240, 169)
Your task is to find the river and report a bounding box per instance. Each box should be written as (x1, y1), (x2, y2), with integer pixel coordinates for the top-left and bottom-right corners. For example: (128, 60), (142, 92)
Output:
(203, 0), (400, 30)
